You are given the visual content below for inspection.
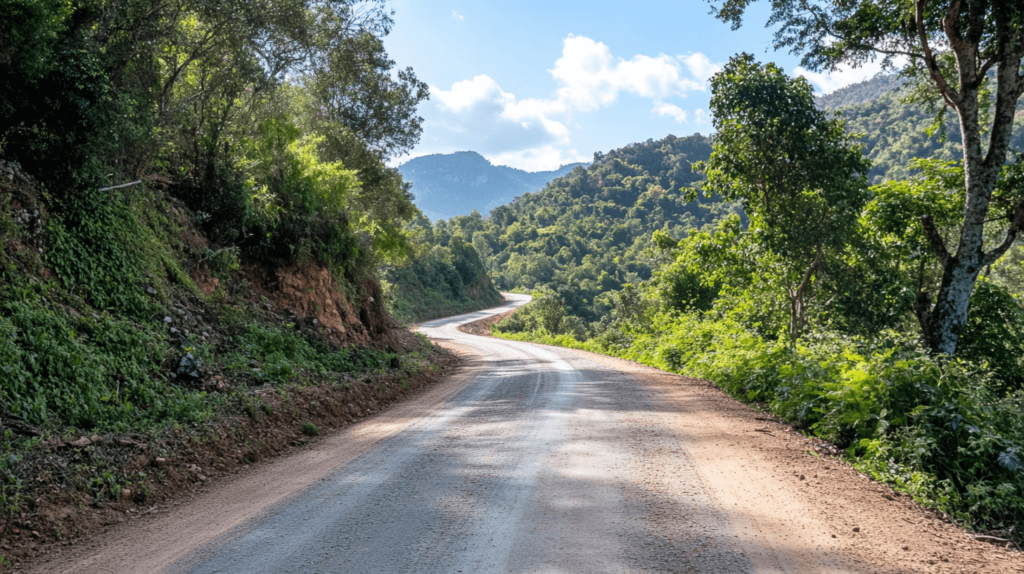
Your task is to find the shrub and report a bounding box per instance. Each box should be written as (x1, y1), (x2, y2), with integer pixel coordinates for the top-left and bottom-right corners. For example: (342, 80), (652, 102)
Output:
(496, 309), (1024, 538)
(0, 299), (211, 432)
(957, 281), (1024, 394)
(46, 190), (154, 317)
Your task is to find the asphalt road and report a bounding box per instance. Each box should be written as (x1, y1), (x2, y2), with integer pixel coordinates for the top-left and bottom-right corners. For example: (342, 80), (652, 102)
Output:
(166, 294), (755, 573)
(32, 295), (1019, 573)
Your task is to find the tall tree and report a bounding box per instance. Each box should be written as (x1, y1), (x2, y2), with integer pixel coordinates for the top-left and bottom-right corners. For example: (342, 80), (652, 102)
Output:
(708, 0), (1024, 355)
(695, 54), (871, 341)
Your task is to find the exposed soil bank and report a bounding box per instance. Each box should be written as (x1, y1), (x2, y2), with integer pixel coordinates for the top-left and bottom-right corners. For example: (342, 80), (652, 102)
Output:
(455, 307), (514, 337)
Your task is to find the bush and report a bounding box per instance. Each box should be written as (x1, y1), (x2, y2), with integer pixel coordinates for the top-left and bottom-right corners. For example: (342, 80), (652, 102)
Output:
(496, 308), (1024, 538)
(46, 190), (154, 317)
(957, 281), (1024, 394)
(228, 324), (393, 385)
(0, 298), (211, 432)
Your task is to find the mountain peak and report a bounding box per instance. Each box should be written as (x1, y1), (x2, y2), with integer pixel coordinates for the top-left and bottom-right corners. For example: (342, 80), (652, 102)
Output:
(398, 152), (587, 221)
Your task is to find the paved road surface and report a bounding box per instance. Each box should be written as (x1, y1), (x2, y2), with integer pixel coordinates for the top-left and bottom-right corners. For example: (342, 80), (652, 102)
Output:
(166, 294), (760, 573)
(33, 295), (1019, 573)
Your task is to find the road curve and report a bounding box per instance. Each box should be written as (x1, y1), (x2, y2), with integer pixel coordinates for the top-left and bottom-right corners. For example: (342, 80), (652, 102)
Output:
(158, 294), (799, 573)
(32, 295), (1016, 573)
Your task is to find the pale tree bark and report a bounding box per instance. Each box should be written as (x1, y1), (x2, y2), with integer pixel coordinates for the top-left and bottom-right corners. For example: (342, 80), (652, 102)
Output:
(914, 0), (1024, 356)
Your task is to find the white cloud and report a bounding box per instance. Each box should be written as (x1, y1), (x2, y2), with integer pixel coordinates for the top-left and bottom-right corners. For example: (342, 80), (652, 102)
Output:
(489, 145), (590, 172)
(422, 75), (570, 164)
(432, 75), (512, 113)
(653, 102), (688, 123)
(451, 9), (464, 20)
(412, 35), (720, 171)
(681, 53), (722, 83)
(550, 35), (704, 112)
(694, 108), (710, 124)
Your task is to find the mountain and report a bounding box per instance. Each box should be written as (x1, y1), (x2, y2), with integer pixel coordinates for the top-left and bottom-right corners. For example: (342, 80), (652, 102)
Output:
(819, 74), (1024, 184)
(398, 151), (586, 221)
(420, 134), (741, 320)
(815, 74), (906, 110)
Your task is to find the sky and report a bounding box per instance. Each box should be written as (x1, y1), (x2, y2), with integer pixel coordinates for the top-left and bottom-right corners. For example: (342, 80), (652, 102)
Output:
(384, 1), (890, 172)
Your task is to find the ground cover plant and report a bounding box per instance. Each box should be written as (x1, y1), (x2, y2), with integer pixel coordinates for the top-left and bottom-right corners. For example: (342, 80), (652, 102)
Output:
(0, 174), (447, 521)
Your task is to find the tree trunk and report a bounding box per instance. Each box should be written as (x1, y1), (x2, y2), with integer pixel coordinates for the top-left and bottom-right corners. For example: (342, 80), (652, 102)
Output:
(925, 256), (983, 355)
(787, 247), (821, 344)
(915, 1), (1024, 356)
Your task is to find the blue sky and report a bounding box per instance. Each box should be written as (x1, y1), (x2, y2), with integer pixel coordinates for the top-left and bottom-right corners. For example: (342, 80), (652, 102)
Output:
(384, 1), (888, 171)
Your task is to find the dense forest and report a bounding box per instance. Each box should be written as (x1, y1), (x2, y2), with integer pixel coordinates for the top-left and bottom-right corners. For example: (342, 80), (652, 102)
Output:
(0, 0), (494, 534)
(484, 55), (1024, 539)
(817, 73), (1024, 184)
(381, 221), (501, 323)
(423, 135), (741, 324)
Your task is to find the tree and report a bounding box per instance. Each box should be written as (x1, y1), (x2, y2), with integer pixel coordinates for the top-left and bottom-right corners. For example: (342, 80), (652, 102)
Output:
(695, 54), (871, 341)
(708, 0), (1024, 355)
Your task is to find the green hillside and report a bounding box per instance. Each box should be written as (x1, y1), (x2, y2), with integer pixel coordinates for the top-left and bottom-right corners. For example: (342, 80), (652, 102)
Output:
(428, 135), (741, 322)
(818, 74), (1024, 184)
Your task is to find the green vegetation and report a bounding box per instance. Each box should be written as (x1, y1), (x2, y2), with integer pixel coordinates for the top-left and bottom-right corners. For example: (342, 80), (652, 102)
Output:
(834, 88), (1024, 185)
(419, 135), (741, 323)
(493, 51), (1024, 540)
(0, 0), (488, 519)
(301, 422), (320, 437)
(1, 0), (428, 286)
(381, 214), (502, 323)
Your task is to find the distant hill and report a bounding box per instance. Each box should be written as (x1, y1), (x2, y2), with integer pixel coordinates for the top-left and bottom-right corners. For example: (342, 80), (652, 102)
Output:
(398, 151), (586, 221)
(818, 74), (1024, 184)
(422, 134), (741, 320)
(815, 74), (906, 110)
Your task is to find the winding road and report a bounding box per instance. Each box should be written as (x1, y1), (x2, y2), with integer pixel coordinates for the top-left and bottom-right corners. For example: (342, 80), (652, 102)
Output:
(29, 295), (1023, 573)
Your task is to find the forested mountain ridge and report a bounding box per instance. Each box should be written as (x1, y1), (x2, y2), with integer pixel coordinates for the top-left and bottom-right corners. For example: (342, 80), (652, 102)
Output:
(420, 134), (741, 323)
(398, 151), (585, 220)
(815, 74), (906, 109)
(818, 74), (1024, 183)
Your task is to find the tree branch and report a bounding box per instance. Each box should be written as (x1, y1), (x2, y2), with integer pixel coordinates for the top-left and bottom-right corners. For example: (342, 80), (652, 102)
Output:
(795, 245), (823, 301)
(982, 200), (1024, 266)
(916, 0), (960, 107)
(921, 214), (952, 266)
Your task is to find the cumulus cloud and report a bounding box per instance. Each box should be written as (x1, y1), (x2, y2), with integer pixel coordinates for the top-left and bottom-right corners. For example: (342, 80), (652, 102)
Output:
(414, 35), (720, 170)
(423, 75), (569, 160)
(550, 35), (704, 112)
(653, 102), (688, 123)
(489, 145), (591, 173)
(694, 108), (711, 124)
(681, 53), (722, 83)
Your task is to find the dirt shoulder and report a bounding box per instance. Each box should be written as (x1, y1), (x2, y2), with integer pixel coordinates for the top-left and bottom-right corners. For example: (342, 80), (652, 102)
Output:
(455, 304), (1023, 571)
(7, 335), (464, 573)
(574, 348), (1024, 573)
(455, 307), (514, 337)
